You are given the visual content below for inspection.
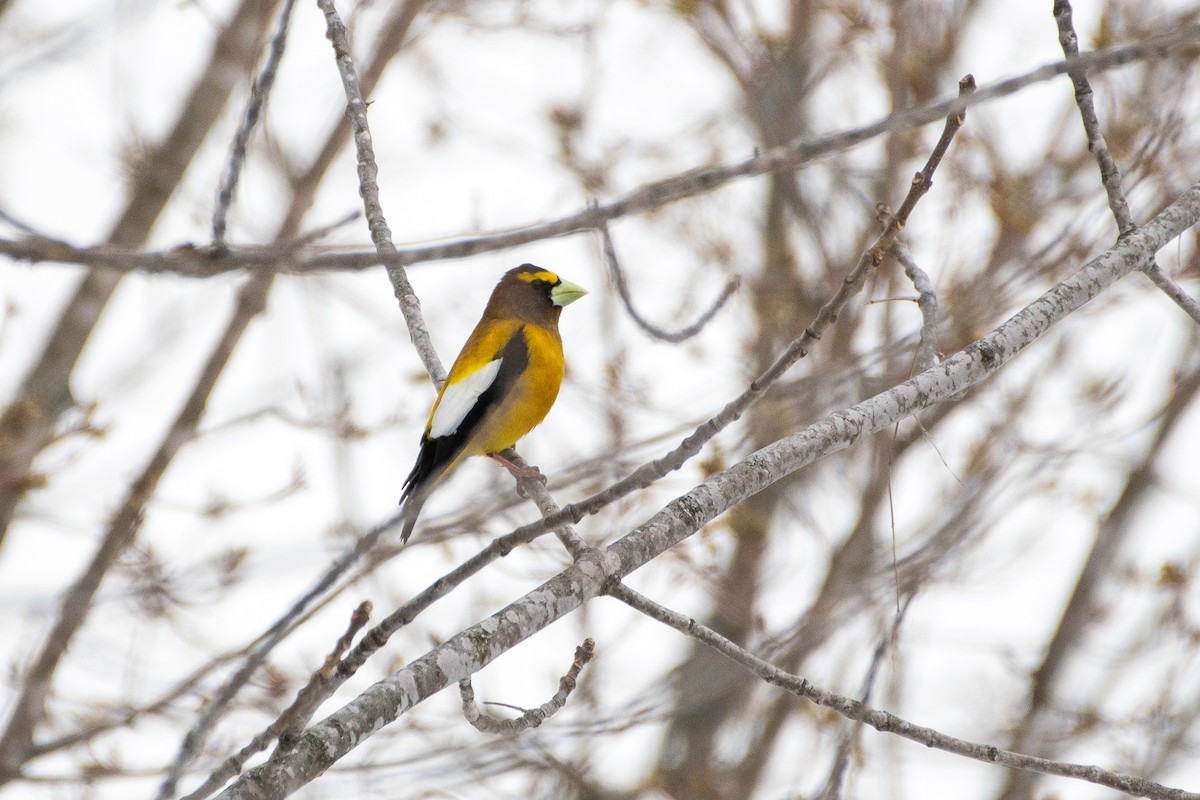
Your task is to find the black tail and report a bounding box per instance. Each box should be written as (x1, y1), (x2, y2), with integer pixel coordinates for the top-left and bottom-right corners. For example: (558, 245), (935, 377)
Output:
(398, 434), (461, 543)
(398, 489), (427, 543)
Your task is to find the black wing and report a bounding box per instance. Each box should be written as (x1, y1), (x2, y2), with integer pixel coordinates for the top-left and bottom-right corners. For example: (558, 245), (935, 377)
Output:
(399, 327), (529, 542)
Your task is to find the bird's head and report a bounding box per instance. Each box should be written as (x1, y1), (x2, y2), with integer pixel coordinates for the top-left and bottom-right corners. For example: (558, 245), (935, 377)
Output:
(485, 264), (587, 324)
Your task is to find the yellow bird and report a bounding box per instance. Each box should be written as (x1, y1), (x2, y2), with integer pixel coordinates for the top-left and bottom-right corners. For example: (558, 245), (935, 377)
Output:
(399, 264), (587, 542)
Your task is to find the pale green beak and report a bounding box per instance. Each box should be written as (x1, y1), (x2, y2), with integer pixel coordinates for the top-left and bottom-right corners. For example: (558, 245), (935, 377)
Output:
(551, 278), (587, 307)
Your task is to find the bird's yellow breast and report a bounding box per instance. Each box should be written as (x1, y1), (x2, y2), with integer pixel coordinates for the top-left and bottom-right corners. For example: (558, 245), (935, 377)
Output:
(469, 324), (564, 456)
(428, 320), (565, 459)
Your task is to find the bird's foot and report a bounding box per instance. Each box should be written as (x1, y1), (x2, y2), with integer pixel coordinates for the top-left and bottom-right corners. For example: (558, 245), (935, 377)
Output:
(491, 453), (547, 496)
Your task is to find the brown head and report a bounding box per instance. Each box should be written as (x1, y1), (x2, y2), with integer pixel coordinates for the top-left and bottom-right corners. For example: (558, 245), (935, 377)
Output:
(481, 264), (587, 328)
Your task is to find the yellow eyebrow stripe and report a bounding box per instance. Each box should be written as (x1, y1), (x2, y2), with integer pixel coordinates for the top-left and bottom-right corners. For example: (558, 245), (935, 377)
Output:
(517, 270), (559, 285)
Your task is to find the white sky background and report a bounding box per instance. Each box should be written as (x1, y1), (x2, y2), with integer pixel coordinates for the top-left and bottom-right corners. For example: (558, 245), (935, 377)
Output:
(0, 0), (1199, 798)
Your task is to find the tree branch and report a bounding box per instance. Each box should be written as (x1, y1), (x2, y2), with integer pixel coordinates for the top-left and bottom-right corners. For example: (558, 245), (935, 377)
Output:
(3, 26), (1197, 278)
(459, 639), (595, 734)
(611, 583), (1198, 800)
(1053, 0), (1200, 325)
(315, 0), (444, 384)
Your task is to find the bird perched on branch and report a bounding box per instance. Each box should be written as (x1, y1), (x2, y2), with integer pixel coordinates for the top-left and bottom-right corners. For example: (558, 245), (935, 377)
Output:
(399, 264), (587, 542)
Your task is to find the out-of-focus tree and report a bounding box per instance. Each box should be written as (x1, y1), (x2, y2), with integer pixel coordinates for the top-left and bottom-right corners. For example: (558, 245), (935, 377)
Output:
(0, 1), (1198, 799)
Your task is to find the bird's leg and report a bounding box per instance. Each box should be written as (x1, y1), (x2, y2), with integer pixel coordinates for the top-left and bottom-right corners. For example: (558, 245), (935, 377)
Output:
(490, 452), (547, 487)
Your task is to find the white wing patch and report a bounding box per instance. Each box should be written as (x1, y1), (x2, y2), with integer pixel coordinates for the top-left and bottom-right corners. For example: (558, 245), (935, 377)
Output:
(429, 358), (503, 438)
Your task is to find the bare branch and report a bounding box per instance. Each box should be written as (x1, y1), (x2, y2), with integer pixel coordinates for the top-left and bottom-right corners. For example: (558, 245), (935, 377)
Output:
(1053, 0), (1200, 326)
(315, 0), (444, 385)
(212, 0), (298, 249)
(598, 221), (740, 342)
(459, 639), (595, 734)
(3, 27), (1198, 278)
(611, 583), (1198, 800)
(890, 241), (943, 371)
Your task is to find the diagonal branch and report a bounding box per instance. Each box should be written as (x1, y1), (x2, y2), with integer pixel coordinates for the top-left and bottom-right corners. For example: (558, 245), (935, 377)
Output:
(611, 583), (1197, 800)
(211, 0), (299, 249)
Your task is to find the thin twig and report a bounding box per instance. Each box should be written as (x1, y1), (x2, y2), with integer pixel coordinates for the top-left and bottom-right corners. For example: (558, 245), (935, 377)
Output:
(1142, 267), (1200, 324)
(1056, 3), (1134, 234)
(288, 210), (360, 248)
(610, 583), (1198, 800)
(598, 221), (740, 342)
(459, 639), (595, 734)
(315, 0), (445, 384)
(0, 206), (48, 237)
(212, 0), (298, 249)
(890, 241), (942, 371)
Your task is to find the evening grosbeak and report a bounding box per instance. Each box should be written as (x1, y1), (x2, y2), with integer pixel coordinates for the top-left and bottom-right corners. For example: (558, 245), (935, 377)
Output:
(399, 264), (587, 542)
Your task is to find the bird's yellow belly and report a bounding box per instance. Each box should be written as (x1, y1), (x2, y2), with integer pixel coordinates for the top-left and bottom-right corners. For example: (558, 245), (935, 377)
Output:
(473, 326), (564, 456)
